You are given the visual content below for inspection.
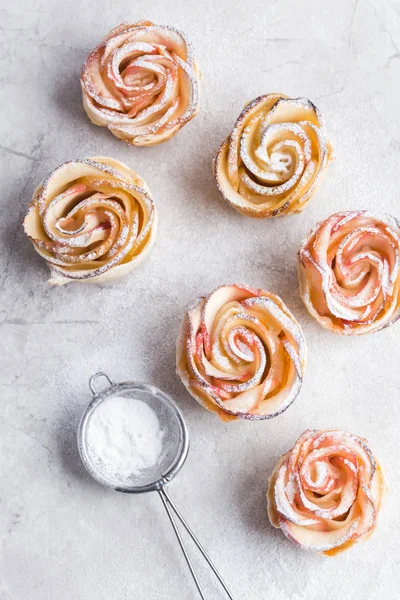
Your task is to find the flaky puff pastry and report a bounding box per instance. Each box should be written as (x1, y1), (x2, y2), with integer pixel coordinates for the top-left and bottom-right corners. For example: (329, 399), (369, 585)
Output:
(23, 157), (157, 285)
(81, 21), (200, 146)
(267, 429), (386, 556)
(176, 284), (306, 421)
(214, 94), (333, 218)
(298, 211), (400, 334)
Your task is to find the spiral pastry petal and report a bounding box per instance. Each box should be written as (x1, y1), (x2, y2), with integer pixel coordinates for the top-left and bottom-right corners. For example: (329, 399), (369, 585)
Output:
(81, 21), (200, 146)
(267, 429), (386, 556)
(176, 284), (306, 421)
(214, 94), (333, 218)
(23, 157), (157, 285)
(298, 210), (400, 334)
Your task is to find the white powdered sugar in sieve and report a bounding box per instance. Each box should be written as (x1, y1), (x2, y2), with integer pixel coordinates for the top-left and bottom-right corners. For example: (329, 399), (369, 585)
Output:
(86, 395), (165, 481)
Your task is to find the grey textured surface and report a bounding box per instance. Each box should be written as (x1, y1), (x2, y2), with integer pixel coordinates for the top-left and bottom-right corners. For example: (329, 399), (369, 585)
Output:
(1, 0), (400, 598)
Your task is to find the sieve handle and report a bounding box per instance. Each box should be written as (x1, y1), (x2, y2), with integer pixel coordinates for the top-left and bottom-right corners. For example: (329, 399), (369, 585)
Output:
(158, 488), (235, 600)
(89, 372), (115, 395)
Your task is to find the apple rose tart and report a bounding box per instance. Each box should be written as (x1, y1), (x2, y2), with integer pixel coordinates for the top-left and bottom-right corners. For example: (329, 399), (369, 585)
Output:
(81, 21), (200, 146)
(298, 210), (400, 334)
(267, 429), (386, 556)
(176, 284), (306, 421)
(214, 94), (333, 218)
(23, 157), (157, 285)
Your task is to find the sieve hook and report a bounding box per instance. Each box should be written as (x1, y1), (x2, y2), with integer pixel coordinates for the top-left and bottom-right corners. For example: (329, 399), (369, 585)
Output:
(89, 371), (115, 395)
(158, 487), (235, 600)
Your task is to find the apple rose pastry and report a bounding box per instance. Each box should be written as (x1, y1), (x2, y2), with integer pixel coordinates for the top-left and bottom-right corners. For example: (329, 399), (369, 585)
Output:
(267, 429), (386, 556)
(298, 211), (400, 335)
(176, 284), (306, 421)
(81, 21), (200, 146)
(214, 94), (333, 218)
(23, 157), (157, 285)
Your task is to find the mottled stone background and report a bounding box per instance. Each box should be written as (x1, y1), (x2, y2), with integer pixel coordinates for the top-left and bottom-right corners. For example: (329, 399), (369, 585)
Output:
(1, 0), (399, 598)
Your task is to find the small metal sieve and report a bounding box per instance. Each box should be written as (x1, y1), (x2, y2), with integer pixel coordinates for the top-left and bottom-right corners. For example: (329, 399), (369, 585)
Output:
(78, 372), (235, 600)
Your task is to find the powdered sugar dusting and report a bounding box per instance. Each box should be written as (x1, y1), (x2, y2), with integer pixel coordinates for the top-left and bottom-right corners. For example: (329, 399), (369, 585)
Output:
(214, 94), (332, 218)
(80, 21), (200, 145)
